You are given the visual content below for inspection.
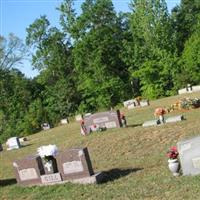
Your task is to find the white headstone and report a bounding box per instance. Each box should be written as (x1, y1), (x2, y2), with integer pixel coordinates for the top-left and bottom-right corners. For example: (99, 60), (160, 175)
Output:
(192, 85), (200, 92)
(140, 100), (149, 107)
(75, 114), (83, 122)
(123, 99), (135, 108)
(127, 103), (136, 110)
(6, 137), (20, 150)
(177, 135), (200, 176)
(60, 119), (68, 124)
(42, 123), (50, 130)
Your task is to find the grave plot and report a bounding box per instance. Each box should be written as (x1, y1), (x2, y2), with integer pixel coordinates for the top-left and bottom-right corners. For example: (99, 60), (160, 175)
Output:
(177, 135), (200, 176)
(83, 110), (123, 134)
(6, 137), (21, 150)
(13, 147), (103, 186)
(123, 98), (149, 110)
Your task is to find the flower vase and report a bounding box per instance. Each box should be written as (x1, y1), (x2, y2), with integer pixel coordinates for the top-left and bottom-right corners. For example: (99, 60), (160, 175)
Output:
(168, 159), (180, 176)
(42, 156), (58, 175)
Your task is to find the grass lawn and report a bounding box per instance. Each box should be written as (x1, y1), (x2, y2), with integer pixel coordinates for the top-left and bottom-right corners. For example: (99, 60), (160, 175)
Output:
(1, 92), (200, 200)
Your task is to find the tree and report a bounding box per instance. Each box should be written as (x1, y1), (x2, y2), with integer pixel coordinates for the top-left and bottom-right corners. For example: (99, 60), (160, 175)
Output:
(0, 33), (27, 69)
(171, 0), (200, 54)
(58, 0), (130, 112)
(123, 0), (176, 98)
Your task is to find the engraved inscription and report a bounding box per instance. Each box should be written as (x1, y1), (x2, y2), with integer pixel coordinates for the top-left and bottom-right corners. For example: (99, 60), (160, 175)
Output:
(19, 168), (38, 181)
(41, 173), (62, 184)
(105, 121), (117, 128)
(93, 117), (109, 123)
(192, 157), (200, 169)
(63, 161), (84, 174)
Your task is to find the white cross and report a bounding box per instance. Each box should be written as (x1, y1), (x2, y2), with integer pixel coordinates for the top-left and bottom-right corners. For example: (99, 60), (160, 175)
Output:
(45, 162), (52, 172)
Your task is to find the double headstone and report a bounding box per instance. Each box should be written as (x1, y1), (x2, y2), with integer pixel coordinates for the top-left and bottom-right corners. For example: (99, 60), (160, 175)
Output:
(83, 110), (122, 134)
(177, 135), (200, 176)
(13, 147), (102, 186)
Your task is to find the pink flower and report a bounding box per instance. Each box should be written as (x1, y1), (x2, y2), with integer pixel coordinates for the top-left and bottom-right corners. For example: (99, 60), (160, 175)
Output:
(167, 146), (179, 159)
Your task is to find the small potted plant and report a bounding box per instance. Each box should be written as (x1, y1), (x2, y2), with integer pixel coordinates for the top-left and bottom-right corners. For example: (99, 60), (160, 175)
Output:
(167, 146), (180, 176)
(37, 144), (58, 174)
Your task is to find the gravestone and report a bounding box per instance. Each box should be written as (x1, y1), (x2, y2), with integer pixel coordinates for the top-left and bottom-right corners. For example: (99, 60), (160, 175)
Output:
(140, 100), (149, 107)
(127, 103), (137, 110)
(75, 114), (83, 122)
(0, 143), (3, 151)
(60, 118), (69, 125)
(42, 123), (50, 130)
(192, 85), (200, 92)
(123, 99), (135, 108)
(142, 119), (160, 127)
(165, 115), (184, 123)
(56, 148), (94, 181)
(177, 135), (200, 176)
(13, 155), (45, 186)
(6, 137), (20, 150)
(83, 110), (122, 134)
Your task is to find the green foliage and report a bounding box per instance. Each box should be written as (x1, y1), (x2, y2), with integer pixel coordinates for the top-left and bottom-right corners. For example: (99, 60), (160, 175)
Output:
(1, 0), (200, 142)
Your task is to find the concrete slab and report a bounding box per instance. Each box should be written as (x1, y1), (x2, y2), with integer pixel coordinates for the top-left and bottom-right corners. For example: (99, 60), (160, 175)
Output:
(142, 120), (160, 127)
(165, 115), (184, 123)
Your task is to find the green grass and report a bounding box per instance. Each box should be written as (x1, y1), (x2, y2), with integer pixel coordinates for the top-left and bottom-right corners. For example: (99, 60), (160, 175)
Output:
(1, 92), (200, 200)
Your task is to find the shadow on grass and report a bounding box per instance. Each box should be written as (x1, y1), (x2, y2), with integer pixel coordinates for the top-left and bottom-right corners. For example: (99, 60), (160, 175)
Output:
(126, 124), (142, 128)
(21, 143), (33, 148)
(0, 178), (17, 187)
(101, 168), (143, 183)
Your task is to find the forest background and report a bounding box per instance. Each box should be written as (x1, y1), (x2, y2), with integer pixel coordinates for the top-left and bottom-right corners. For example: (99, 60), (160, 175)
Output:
(0, 0), (199, 142)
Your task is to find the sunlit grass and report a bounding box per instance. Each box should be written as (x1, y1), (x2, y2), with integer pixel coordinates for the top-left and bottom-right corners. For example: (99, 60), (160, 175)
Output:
(1, 92), (200, 199)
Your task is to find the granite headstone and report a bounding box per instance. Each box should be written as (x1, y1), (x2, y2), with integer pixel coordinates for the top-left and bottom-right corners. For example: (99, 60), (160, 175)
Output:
(13, 155), (45, 186)
(83, 110), (122, 134)
(177, 135), (200, 176)
(56, 147), (94, 181)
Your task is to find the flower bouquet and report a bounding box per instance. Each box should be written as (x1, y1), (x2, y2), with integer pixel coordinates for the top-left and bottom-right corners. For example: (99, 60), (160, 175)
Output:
(37, 145), (58, 174)
(167, 146), (180, 176)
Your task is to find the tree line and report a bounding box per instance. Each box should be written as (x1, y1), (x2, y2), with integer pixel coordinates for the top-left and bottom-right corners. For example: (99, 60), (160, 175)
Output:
(0, 0), (199, 142)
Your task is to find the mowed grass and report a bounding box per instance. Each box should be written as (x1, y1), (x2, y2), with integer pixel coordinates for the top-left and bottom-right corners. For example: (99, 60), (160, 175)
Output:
(1, 92), (200, 200)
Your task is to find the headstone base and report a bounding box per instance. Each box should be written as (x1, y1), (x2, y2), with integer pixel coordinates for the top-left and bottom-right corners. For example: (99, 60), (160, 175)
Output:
(165, 115), (184, 123)
(142, 120), (160, 127)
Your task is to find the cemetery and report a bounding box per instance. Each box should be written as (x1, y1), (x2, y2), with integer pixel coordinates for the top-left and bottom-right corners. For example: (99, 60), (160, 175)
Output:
(1, 93), (200, 199)
(123, 97), (150, 110)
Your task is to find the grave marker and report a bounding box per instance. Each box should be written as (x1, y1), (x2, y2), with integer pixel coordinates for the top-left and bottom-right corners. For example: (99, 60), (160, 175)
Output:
(83, 110), (122, 134)
(56, 148), (94, 180)
(13, 155), (45, 186)
(6, 137), (20, 150)
(177, 135), (200, 176)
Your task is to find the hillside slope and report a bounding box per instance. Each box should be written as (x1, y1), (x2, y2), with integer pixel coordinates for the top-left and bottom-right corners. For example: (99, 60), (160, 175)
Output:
(1, 92), (200, 200)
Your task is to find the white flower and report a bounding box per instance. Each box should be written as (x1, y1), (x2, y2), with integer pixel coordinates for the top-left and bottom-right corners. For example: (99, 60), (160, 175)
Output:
(37, 144), (58, 158)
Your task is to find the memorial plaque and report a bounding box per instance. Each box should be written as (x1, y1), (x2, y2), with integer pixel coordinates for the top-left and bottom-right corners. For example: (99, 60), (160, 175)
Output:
(18, 168), (38, 181)
(41, 173), (62, 184)
(13, 155), (45, 186)
(84, 110), (122, 134)
(56, 147), (94, 181)
(177, 135), (200, 176)
(165, 115), (184, 123)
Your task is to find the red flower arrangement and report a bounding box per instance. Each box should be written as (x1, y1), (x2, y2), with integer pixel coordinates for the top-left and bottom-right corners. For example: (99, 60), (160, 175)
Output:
(167, 146), (179, 159)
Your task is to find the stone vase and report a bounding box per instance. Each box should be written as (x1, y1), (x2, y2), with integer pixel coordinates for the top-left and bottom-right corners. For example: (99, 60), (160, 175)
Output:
(168, 159), (180, 176)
